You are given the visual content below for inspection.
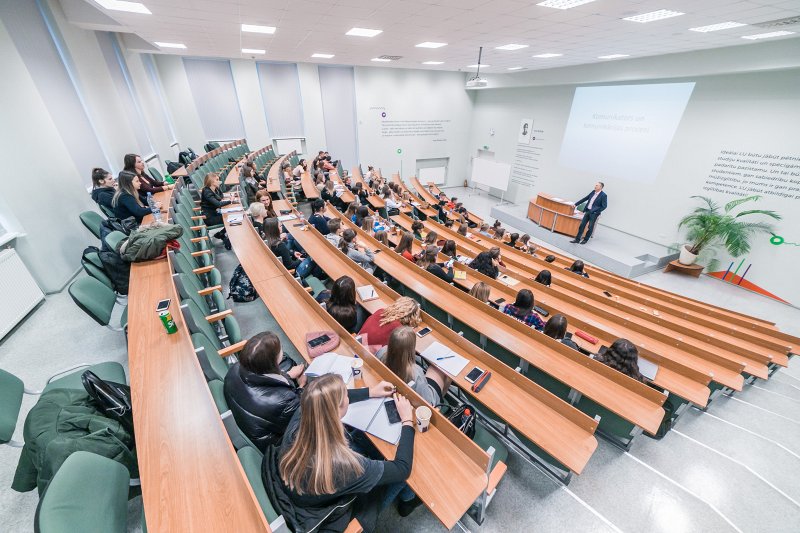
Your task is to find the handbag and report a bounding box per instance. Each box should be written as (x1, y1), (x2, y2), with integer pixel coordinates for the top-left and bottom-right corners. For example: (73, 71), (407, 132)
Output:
(437, 402), (477, 439)
(305, 331), (340, 358)
(81, 370), (134, 438)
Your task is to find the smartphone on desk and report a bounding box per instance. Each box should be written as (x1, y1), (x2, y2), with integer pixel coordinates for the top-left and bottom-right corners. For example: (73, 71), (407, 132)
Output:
(465, 367), (485, 384)
(384, 400), (402, 424)
(308, 334), (331, 348)
(156, 299), (170, 312)
(603, 291), (613, 298)
(416, 327), (432, 338)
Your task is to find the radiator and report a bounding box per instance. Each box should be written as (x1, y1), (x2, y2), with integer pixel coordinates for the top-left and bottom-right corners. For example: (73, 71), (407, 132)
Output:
(0, 249), (44, 341)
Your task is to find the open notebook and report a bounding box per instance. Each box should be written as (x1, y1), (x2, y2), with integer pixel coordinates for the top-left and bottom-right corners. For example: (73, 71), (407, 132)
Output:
(341, 398), (402, 444)
(227, 213), (244, 226)
(638, 357), (659, 381)
(419, 341), (469, 377)
(356, 285), (379, 302)
(304, 353), (355, 385)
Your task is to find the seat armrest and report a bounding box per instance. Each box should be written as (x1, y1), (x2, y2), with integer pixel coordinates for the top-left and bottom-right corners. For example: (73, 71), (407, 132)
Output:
(218, 340), (247, 357)
(198, 285), (222, 296)
(206, 309), (233, 323)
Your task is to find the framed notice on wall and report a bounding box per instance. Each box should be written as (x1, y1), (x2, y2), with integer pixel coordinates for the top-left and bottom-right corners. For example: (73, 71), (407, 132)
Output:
(518, 118), (533, 145)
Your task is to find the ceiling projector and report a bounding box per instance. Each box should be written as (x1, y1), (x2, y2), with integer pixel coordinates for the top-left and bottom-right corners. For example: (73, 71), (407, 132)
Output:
(465, 46), (488, 89)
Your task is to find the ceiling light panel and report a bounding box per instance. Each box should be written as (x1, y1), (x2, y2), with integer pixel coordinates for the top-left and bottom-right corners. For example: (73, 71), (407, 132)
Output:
(312, 53), (334, 58)
(241, 24), (276, 34)
(467, 64), (490, 68)
(371, 57), (391, 62)
(623, 10), (685, 23)
(536, 0), (596, 9)
(688, 22), (746, 33)
(416, 42), (447, 48)
(533, 53), (562, 58)
(155, 42), (186, 49)
(741, 30), (795, 40)
(422, 61), (444, 65)
(347, 28), (382, 37)
(95, 0), (151, 14)
(496, 44), (528, 50)
(242, 48), (265, 54)
(507, 66), (524, 70)
(597, 54), (628, 59)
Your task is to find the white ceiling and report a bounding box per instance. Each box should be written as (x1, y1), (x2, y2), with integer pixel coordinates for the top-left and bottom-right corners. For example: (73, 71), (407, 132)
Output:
(71, 0), (800, 72)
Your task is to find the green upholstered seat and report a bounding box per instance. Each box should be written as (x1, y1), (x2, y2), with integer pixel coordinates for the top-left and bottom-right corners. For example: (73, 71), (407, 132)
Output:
(68, 277), (117, 327)
(42, 361), (126, 394)
(104, 231), (127, 253)
(36, 451), (129, 533)
(79, 211), (104, 240)
(81, 252), (114, 291)
(237, 446), (280, 523)
(207, 379), (229, 413)
(0, 369), (24, 444)
(192, 332), (231, 382)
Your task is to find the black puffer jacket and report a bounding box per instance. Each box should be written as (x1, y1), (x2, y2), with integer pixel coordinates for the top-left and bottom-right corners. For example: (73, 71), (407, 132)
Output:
(223, 363), (301, 452)
(91, 186), (115, 210)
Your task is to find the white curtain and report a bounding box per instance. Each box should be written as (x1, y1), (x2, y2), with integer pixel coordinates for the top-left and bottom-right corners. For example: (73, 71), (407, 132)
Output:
(318, 66), (359, 169)
(183, 58), (245, 141)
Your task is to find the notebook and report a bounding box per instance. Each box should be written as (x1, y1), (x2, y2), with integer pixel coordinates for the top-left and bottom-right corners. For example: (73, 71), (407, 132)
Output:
(419, 341), (469, 377)
(638, 357), (659, 381)
(453, 270), (467, 280)
(498, 274), (520, 287)
(341, 398), (402, 444)
(227, 213), (244, 226)
(220, 206), (244, 214)
(304, 353), (355, 384)
(356, 285), (379, 302)
(456, 255), (472, 265)
(278, 214), (298, 222)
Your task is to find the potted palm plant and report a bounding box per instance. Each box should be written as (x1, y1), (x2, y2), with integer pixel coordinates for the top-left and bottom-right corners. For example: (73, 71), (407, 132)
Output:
(677, 195), (780, 268)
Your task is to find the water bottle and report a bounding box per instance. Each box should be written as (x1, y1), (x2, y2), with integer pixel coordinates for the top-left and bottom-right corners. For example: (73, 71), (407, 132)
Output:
(146, 192), (162, 222)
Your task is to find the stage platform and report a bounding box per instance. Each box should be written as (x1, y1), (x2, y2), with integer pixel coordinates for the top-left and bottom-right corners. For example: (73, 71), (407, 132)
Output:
(490, 202), (677, 278)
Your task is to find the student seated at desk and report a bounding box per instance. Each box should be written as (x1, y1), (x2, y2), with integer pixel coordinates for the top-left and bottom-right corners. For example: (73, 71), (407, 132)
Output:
(293, 159), (307, 179)
(90, 168), (116, 214)
(534, 270), (552, 287)
(566, 259), (590, 278)
(544, 255), (556, 263)
(111, 171), (153, 225)
(358, 297), (422, 348)
(502, 289), (545, 331)
(308, 199), (330, 235)
(395, 232), (416, 263)
(223, 332), (307, 452)
(124, 153), (174, 199)
(423, 231), (439, 248)
(377, 326), (450, 406)
(595, 339), (645, 382)
(417, 245), (454, 283)
(381, 186), (402, 216)
(248, 202), (268, 237)
(265, 218), (313, 276)
(518, 234), (536, 255)
(241, 166), (262, 204)
(319, 276), (365, 334)
(457, 223), (469, 237)
(543, 314), (580, 351)
(354, 205), (369, 227)
(201, 172), (232, 250)
(264, 375), (418, 532)
(478, 223), (492, 237)
(353, 182), (368, 204)
(506, 233), (519, 248)
(325, 218), (343, 247)
(469, 248), (501, 279)
(361, 216), (376, 236)
(322, 181), (342, 209)
(494, 227), (506, 241)
(469, 281), (491, 303)
(344, 203), (357, 223)
(255, 190), (277, 218)
(365, 165), (375, 182)
(339, 229), (375, 274)
(411, 221), (424, 241)
(441, 239), (457, 258)
(374, 230), (389, 247)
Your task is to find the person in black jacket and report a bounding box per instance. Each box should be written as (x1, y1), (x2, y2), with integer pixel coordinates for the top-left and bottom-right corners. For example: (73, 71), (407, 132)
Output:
(566, 259), (590, 278)
(111, 171), (153, 224)
(543, 314), (580, 351)
(263, 217), (315, 278)
(469, 247), (501, 279)
(90, 167), (116, 215)
(534, 270), (552, 287)
(223, 332), (307, 452)
(263, 375), (418, 533)
(308, 199), (330, 235)
(416, 245), (454, 283)
(200, 172), (231, 250)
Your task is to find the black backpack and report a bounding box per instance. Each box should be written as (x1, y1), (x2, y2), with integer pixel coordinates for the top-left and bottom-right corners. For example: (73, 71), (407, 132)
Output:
(166, 161), (182, 174)
(82, 245), (130, 295)
(228, 264), (257, 302)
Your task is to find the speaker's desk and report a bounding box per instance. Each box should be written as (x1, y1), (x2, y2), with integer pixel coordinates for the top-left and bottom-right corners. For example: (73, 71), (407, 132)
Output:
(527, 193), (583, 237)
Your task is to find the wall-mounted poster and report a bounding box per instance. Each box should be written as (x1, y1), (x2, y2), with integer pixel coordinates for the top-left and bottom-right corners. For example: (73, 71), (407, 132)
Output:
(518, 118), (533, 144)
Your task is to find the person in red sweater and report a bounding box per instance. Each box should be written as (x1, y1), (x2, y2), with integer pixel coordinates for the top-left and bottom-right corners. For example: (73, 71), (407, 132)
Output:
(394, 232), (416, 263)
(358, 297), (421, 349)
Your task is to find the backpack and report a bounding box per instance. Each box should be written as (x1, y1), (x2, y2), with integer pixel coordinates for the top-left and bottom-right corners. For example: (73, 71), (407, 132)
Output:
(166, 161), (182, 174)
(81, 245), (130, 294)
(438, 402), (477, 439)
(228, 264), (257, 302)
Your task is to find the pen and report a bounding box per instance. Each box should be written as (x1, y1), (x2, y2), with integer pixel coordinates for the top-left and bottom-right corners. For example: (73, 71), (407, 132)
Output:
(436, 356), (454, 361)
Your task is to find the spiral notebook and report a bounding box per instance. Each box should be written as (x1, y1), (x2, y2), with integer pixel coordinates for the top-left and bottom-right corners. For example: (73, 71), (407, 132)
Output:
(341, 398), (402, 444)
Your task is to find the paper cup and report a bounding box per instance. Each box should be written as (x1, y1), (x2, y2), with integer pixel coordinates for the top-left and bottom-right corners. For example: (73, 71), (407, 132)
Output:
(351, 358), (364, 378)
(416, 406), (432, 433)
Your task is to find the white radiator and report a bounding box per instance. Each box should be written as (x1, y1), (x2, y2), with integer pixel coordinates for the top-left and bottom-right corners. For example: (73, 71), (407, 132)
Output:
(0, 249), (44, 341)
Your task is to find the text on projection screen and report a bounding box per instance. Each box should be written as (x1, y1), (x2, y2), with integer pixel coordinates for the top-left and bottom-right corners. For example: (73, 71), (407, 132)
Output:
(558, 82), (695, 183)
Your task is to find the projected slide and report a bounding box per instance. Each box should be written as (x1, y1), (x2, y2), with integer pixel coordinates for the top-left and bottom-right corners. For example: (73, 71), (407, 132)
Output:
(558, 82), (695, 183)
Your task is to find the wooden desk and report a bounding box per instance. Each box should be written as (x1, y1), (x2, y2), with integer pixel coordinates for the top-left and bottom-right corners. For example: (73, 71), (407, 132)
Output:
(392, 174), (438, 219)
(329, 171), (355, 204)
(427, 182), (483, 226)
(300, 170), (319, 199)
(170, 165), (188, 178)
(224, 212), (488, 530)
(279, 201), (599, 476)
(128, 190), (269, 532)
(267, 154), (287, 194)
(418, 217), (785, 379)
(327, 209), (667, 435)
(527, 193), (583, 237)
(664, 260), (704, 278)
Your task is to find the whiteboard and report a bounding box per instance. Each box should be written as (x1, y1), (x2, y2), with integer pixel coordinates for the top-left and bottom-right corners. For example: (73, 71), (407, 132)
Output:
(471, 157), (511, 192)
(419, 166), (446, 185)
(274, 137), (304, 155)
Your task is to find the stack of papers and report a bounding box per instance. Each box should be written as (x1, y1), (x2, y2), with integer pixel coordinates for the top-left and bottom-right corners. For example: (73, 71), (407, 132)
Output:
(498, 274), (520, 287)
(341, 398), (402, 444)
(304, 353), (355, 384)
(456, 255), (472, 265)
(638, 357), (659, 381)
(227, 213), (244, 226)
(221, 206), (244, 214)
(278, 214), (298, 222)
(419, 341), (469, 377)
(356, 285), (379, 301)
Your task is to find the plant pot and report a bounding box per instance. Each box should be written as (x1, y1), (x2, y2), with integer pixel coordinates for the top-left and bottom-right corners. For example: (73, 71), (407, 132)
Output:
(678, 244), (698, 265)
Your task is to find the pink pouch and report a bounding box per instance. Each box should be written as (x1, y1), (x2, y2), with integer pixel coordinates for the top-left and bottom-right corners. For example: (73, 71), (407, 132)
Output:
(305, 331), (340, 358)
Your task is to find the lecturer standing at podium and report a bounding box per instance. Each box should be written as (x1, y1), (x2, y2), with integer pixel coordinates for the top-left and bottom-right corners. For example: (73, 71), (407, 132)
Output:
(570, 182), (607, 244)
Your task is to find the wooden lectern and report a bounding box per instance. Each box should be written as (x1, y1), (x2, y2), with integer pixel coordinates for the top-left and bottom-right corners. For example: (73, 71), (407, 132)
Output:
(527, 193), (583, 237)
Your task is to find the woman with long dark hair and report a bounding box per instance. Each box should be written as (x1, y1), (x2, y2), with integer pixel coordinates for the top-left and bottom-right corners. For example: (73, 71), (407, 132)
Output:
(534, 270), (552, 287)
(502, 289), (544, 330)
(200, 172), (231, 250)
(111, 171), (151, 224)
(567, 259), (589, 278)
(378, 326), (449, 405)
(595, 339), (645, 382)
(468, 247), (501, 279)
(90, 168), (116, 214)
(395, 231), (416, 262)
(542, 314), (580, 351)
(123, 153), (173, 199)
(324, 276), (363, 333)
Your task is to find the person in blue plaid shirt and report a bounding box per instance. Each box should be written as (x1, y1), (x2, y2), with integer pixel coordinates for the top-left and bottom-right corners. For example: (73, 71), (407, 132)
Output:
(502, 289), (545, 331)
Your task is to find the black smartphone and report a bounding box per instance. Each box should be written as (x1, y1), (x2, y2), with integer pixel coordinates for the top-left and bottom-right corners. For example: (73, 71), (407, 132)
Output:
(156, 299), (171, 312)
(494, 297), (506, 305)
(374, 249), (381, 253)
(308, 334), (331, 348)
(465, 367), (484, 384)
(603, 291), (613, 298)
(384, 400), (402, 424)
(279, 209), (291, 215)
(416, 327), (432, 338)
(292, 223), (304, 227)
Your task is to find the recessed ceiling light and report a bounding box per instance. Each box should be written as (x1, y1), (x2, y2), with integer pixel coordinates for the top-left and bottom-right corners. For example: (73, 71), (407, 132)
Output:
(467, 64), (490, 68)
(536, 0), (596, 9)
(241, 24), (276, 34)
(242, 48), (265, 54)
(597, 54), (629, 59)
(155, 42), (186, 49)
(347, 27), (382, 37)
(312, 53), (335, 59)
(95, 0), (151, 14)
(416, 42), (447, 48)
(688, 21), (746, 33)
(371, 57), (391, 62)
(496, 44), (528, 51)
(507, 67), (524, 70)
(741, 30), (795, 40)
(623, 10), (684, 23)
(422, 61), (444, 65)
(533, 53), (562, 58)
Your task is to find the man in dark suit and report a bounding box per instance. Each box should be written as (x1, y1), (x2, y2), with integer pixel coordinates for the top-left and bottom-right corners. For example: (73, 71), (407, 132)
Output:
(570, 182), (607, 244)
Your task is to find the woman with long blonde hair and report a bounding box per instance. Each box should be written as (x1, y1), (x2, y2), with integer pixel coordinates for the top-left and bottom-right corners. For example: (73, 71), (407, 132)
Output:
(269, 375), (418, 531)
(357, 297), (421, 348)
